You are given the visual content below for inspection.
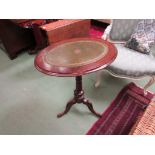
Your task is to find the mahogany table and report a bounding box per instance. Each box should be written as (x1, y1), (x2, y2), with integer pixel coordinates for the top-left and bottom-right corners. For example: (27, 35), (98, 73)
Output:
(34, 38), (117, 118)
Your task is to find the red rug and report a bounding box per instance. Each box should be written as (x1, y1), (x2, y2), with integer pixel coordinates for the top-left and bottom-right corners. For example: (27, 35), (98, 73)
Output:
(87, 83), (154, 135)
(89, 25), (105, 38)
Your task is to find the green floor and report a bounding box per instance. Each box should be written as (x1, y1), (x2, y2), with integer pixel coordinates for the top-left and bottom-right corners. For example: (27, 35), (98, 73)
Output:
(0, 49), (155, 135)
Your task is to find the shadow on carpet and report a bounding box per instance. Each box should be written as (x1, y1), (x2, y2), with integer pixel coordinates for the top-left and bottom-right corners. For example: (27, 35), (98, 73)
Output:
(87, 82), (154, 135)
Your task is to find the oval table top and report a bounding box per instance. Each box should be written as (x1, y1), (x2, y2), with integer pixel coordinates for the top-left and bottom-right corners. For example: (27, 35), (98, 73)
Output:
(34, 38), (117, 77)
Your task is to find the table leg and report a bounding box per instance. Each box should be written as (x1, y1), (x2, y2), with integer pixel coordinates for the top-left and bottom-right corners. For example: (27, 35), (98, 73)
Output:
(83, 99), (101, 117)
(57, 99), (76, 118)
(57, 76), (101, 118)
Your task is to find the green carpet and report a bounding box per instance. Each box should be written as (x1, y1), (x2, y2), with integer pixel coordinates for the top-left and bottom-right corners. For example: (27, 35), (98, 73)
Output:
(0, 50), (154, 135)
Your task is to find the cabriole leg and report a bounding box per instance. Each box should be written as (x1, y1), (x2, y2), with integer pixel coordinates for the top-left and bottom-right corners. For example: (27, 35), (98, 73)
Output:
(144, 76), (155, 95)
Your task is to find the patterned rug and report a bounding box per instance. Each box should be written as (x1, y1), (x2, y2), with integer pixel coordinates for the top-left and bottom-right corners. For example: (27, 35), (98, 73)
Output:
(87, 83), (154, 135)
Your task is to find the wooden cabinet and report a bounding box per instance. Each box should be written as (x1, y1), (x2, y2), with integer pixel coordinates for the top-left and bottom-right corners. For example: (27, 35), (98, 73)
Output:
(40, 19), (91, 45)
(0, 19), (35, 59)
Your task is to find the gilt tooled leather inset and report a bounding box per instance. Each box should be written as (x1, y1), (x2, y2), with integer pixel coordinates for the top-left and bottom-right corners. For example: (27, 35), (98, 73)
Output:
(43, 40), (108, 68)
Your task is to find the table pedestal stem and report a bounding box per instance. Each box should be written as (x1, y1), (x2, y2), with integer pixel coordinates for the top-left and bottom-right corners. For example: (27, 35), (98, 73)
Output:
(57, 76), (101, 118)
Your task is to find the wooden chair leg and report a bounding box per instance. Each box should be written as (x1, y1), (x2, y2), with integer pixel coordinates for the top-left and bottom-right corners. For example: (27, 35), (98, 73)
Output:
(9, 52), (18, 60)
(95, 71), (102, 88)
(144, 76), (155, 95)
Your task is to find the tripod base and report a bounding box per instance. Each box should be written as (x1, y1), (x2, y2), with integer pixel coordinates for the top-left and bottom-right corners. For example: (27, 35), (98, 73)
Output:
(57, 76), (101, 118)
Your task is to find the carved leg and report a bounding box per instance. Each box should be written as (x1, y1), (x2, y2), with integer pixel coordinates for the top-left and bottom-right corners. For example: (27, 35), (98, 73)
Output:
(95, 71), (102, 88)
(57, 99), (76, 118)
(144, 76), (155, 95)
(83, 99), (101, 118)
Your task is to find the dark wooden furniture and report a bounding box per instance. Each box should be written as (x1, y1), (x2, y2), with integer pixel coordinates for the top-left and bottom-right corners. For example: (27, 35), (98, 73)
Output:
(34, 38), (117, 118)
(0, 19), (36, 59)
(0, 19), (90, 60)
(0, 19), (57, 59)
